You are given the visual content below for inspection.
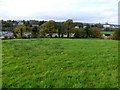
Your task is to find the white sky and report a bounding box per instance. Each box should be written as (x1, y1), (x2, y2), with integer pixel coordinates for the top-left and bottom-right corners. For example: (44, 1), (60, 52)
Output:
(0, 0), (119, 24)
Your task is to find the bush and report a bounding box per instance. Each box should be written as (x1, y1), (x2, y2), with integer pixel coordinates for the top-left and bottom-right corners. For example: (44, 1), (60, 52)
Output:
(98, 34), (104, 39)
(114, 29), (120, 40)
(110, 29), (120, 40)
(74, 28), (84, 38)
(55, 35), (58, 38)
(28, 34), (31, 39)
(17, 35), (22, 39)
(22, 35), (27, 39)
(4, 36), (9, 39)
(45, 36), (51, 38)
(31, 34), (39, 38)
(9, 36), (15, 39)
(39, 35), (44, 38)
(90, 27), (101, 38)
(109, 34), (118, 40)
(74, 29), (81, 38)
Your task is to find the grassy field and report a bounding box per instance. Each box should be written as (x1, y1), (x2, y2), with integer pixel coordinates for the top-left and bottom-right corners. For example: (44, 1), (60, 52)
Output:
(2, 38), (118, 88)
(100, 31), (114, 34)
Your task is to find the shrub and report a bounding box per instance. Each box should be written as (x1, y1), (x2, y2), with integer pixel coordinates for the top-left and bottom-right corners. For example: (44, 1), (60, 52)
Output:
(9, 36), (15, 39)
(31, 34), (39, 38)
(109, 34), (118, 40)
(90, 27), (101, 38)
(17, 35), (22, 39)
(46, 36), (51, 38)
(4, 36), (9, 39)
(28, 34), (31, 39)
(98, 34), (104, 39)
(74, 28), (81, 38)
(55, 35), (58, 38)
(114, 29), (120, 40)
(74, 28), (84, 38)
(22, 35), (27, 39)
(110, 29), (120, 40)
(39, 35), (44, 38)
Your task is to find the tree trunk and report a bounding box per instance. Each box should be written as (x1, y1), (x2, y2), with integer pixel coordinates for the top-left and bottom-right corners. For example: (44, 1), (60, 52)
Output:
(57, 29), (60, 38)
(67, 32), (69, 38)
(61, 33), (64, 38)
(14, 33), (17, 38)
(50, 34), (52, 38)
(20, 28), (23, 37)
(13, 31), (17, 38)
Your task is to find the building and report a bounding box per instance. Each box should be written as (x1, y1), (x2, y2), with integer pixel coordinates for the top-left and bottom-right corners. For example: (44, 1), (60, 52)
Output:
(18, 21), (24, 25)
(75, 26), (79, 28)
(103, 23), (119, 29)
(32, 24), (39, 27)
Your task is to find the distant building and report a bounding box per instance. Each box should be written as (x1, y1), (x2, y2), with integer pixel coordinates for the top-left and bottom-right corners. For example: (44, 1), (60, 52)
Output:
(13, 23), (18, 26)
(32, 24), (39, 27)
(75, 26), (79, 28)
(103, 23), (119, 29)
(83, 26), (87, 29)
(18, 21), (24, 25)
(103, 24), (111, 28)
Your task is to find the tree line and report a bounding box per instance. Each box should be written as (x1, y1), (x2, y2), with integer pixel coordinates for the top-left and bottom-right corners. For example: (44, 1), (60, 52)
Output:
(2, 19), (120, 40)
(10, 19), (104, 39)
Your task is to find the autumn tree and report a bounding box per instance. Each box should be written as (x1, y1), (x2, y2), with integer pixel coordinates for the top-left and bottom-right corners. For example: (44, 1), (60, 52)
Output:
(13, 24), (26, 38)
(40, 20), (57, 38)
(18, 24), (26, 37)
(13, 28), (19, 38)
(63, 19), (74, 38)
(90, 27), (101, 38)
(74, 28), (84, 38)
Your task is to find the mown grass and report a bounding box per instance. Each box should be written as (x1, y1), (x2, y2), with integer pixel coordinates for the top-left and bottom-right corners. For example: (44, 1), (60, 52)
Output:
(2, 38), (118, 88)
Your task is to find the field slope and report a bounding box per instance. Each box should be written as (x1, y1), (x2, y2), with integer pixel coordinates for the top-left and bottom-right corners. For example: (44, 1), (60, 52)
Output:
(2, 38), (118, 88)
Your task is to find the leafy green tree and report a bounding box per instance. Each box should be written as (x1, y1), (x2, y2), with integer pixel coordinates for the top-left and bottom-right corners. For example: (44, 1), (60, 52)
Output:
(73, 22), (83, 28)
(13, 28), (19, 38)
(73, 28), (84, 38)
(90, 27), (101, 38)
(115, 28), (120, 40)
(40, 20), (57, 38)
(74, 28), (81, 38)
(25, 21), (30, 27)
(95, 24), (103, 28)
(18, 24), (26, 37)
(13, 24), (26, 38)
(56, 22), (64, 38)
(39, 21), (46, 26)
(84, 24), (91, 38)
(32, 26), (39, 38)
(63, 19), (74, 38)
(3, 20), (13, 31)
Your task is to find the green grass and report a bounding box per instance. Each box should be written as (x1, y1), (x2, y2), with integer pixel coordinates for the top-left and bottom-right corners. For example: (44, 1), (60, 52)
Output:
(2, 38), (118, 88)
(100, 31), (114, 34)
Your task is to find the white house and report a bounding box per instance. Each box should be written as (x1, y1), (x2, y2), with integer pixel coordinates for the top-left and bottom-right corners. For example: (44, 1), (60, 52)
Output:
(103, 24), (119, 29)
(18, 22), (24, 25)
(83, 26), (87, 29)
(75, 26), (79, 28)
(32, 24), (39, 27)
(103, 24), (111, 28)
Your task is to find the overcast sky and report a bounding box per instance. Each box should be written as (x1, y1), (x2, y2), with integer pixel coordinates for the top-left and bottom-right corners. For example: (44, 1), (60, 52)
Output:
(0, 0), (119, 24)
